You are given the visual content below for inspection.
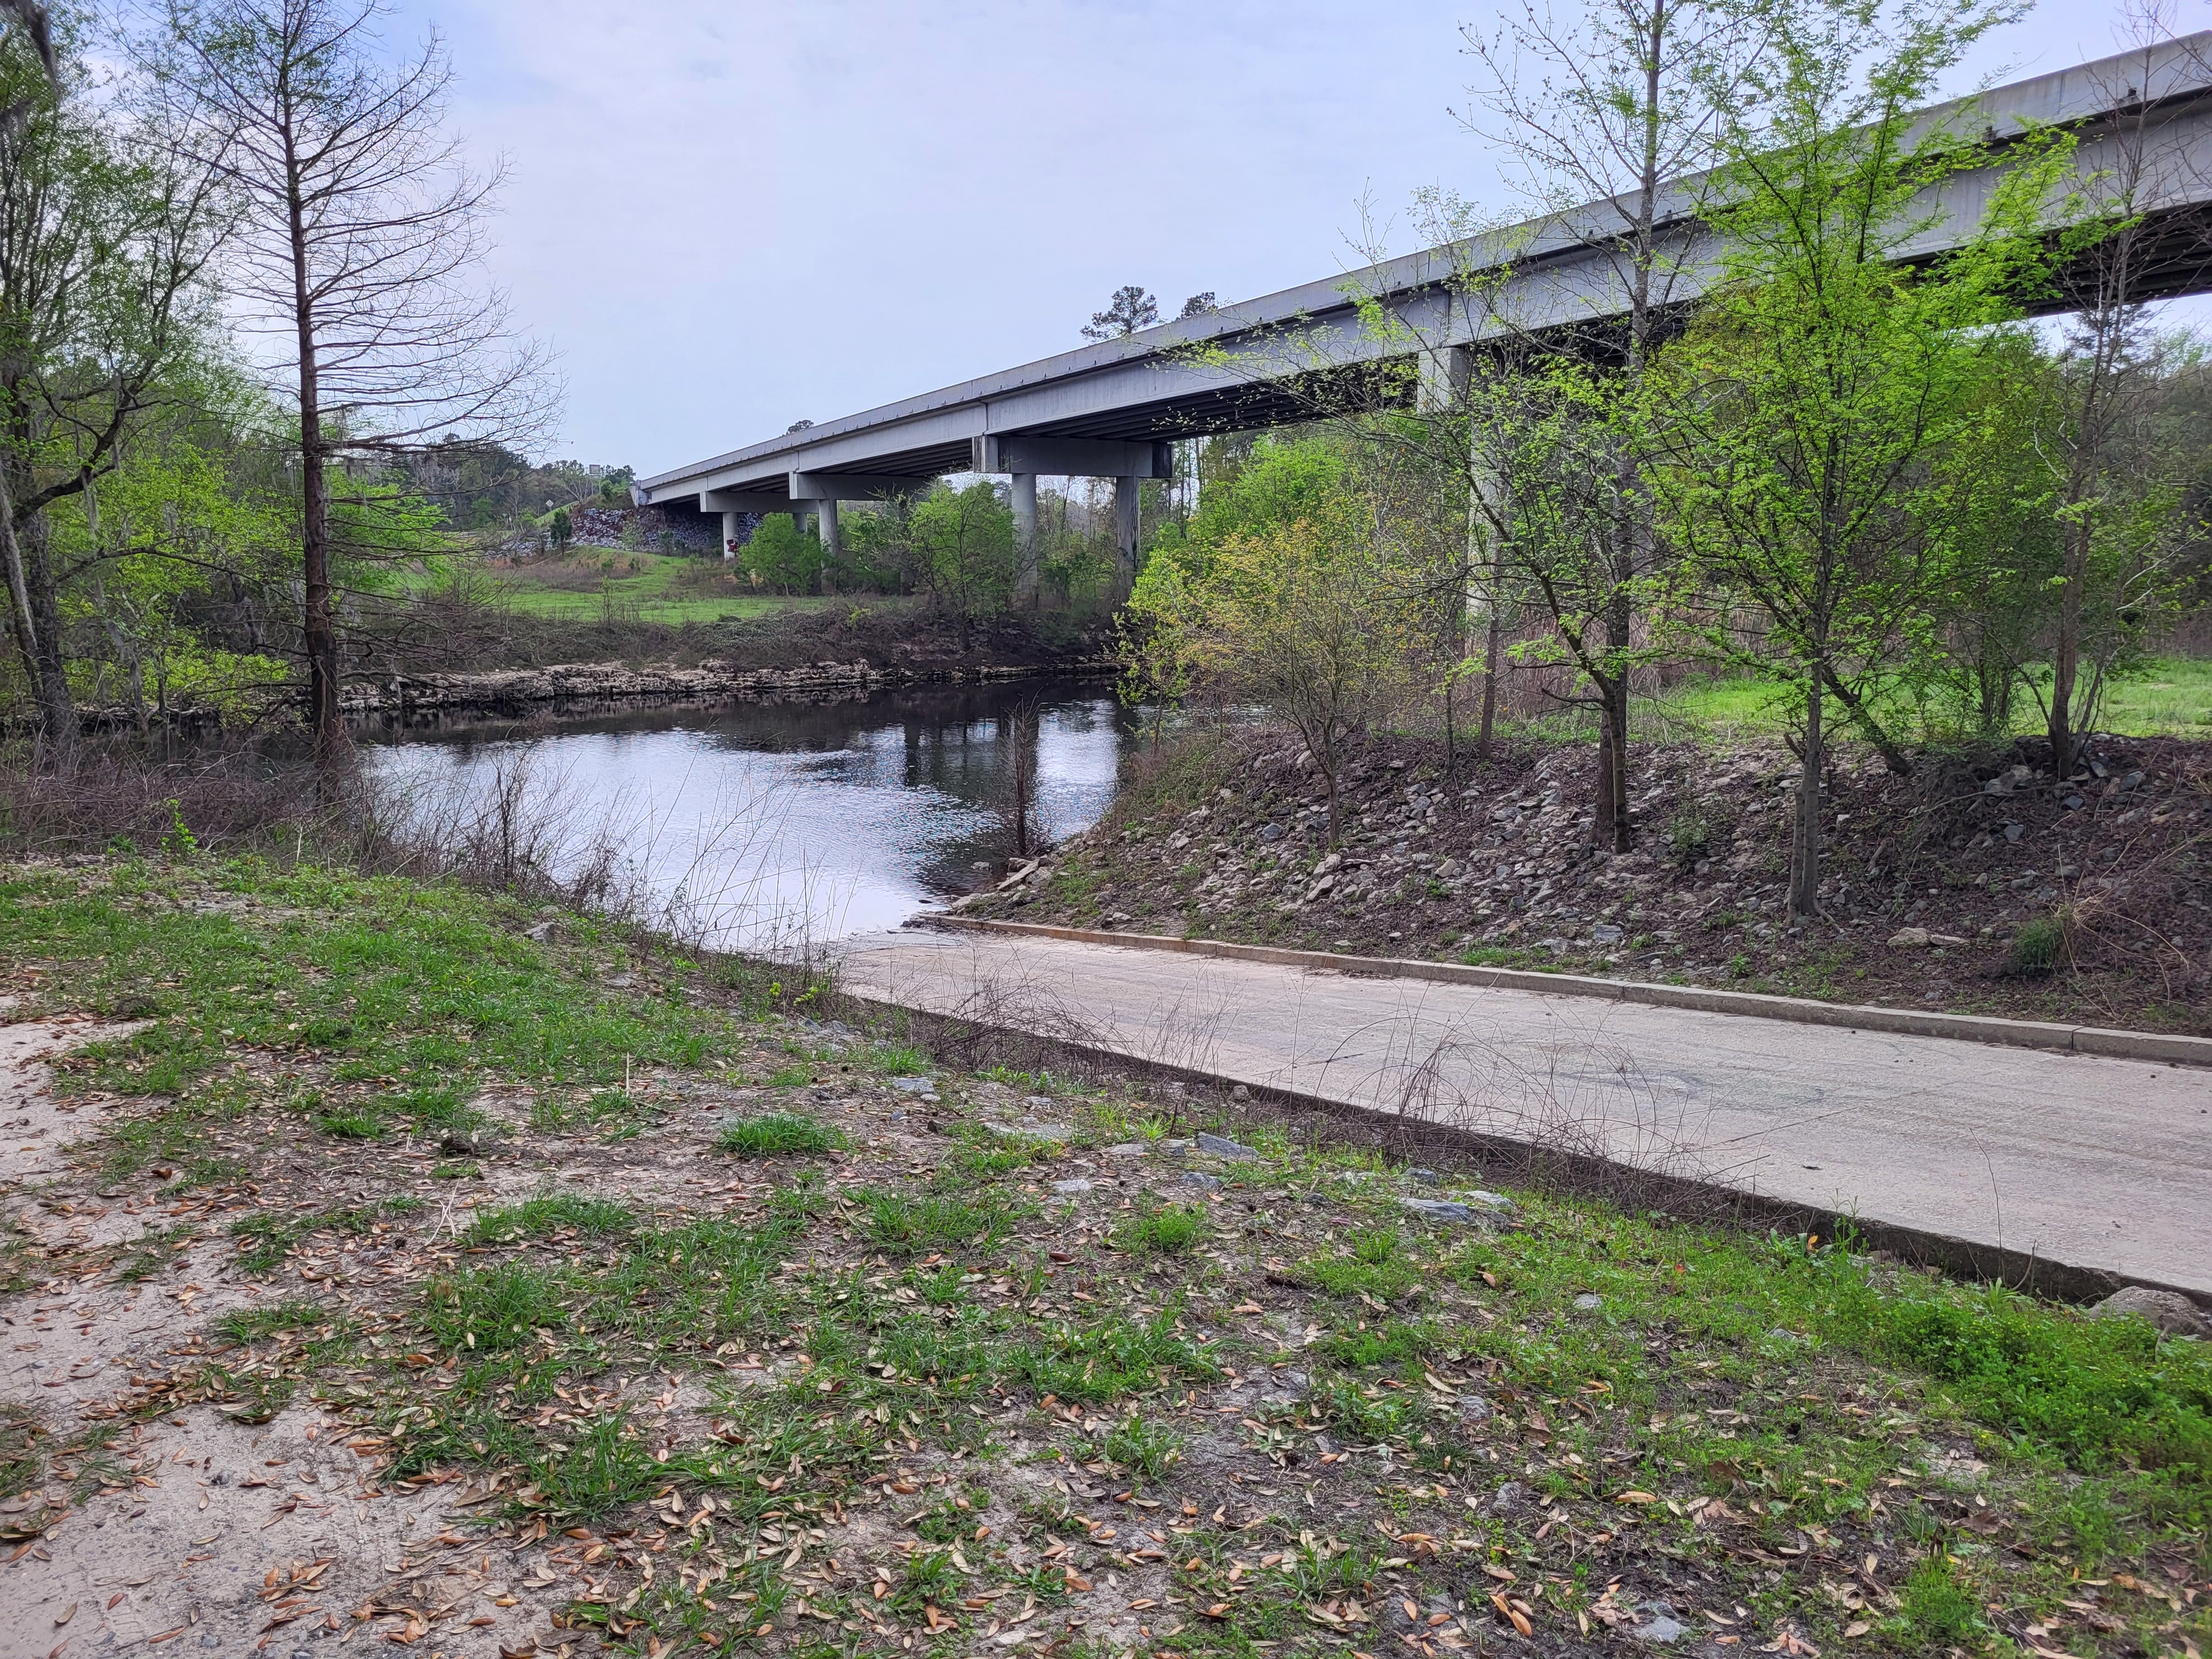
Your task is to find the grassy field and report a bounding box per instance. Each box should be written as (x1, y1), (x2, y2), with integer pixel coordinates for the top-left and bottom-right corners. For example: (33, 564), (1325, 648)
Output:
(0, 858), (2206, 1655)
(461, 550), (846, 624)
(1634, 655), (2212, 747)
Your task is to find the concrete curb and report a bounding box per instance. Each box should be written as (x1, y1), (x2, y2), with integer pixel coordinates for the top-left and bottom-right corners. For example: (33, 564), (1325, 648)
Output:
(928, 917), (2212, 1068)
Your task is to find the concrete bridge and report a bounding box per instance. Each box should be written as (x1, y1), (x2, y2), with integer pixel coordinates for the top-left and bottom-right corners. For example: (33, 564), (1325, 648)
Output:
(637, 34), (2212, 591)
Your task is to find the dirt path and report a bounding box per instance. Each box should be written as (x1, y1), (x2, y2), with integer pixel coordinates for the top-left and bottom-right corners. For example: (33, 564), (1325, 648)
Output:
(836, 927), (2212, 1298)
(0, 1012), (595, 1659)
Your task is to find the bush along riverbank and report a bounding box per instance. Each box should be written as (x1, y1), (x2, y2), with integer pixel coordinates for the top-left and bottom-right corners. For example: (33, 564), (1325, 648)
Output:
(0, 853), (2208, 1655)
(957, 727), (2212, 1036)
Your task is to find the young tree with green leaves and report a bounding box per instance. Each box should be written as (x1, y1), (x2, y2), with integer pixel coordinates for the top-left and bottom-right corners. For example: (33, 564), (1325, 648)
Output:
(1445, 0), (1765, 844)
(912, 481), (1013, 646)
(743, 512), (820, 595)
(0, 17), (231, 755)
(1650, 1), (2056, 917)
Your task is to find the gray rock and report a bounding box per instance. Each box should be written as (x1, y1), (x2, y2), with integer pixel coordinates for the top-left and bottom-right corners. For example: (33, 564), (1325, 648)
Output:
(2003, 821), (2026, 842)
(1024, 1095), (1055, 1108)
(1573, 1292), (1603, 1311)
(1196, 1131), (1259, 1160)
(1182, 1172), (1223, 1192)
(439, 1122), (506, 1157)
(988, 1119), (1074, 1143)
(602, 972), (635, 989)
(890, 1076), (936, 1094)
(1406, 1167), (1439, 1186)
(1591, 922), (1625, 945)
(1630, 1604), (1686, 1645)
(1105, 1141), (1150, 1159)
(1887, 926), (1932, 948)
(2089, 1285), (2210, 1338)
(1258, 822), (1286, 843)
(1051, 1178), (1094, 1196)
(2118, 770), (2145, 791)
(1490, 1480), (1531, 1516)
(1456, 1394), (1493, 1424)
(1401, 1197), (1483, 1225)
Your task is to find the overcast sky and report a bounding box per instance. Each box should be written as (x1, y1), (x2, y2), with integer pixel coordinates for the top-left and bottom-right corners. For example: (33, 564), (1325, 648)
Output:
(375, 1), (2209, 473)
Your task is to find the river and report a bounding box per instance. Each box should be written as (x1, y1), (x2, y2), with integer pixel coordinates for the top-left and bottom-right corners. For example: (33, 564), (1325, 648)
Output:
(360, 678), (1149, 952)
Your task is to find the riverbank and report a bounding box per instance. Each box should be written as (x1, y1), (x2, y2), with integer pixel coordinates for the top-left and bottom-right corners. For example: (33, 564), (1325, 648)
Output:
(338, 653), (1108, 718)
(952, 726), (2212, 1037)
(0, 855), (2205, 1656)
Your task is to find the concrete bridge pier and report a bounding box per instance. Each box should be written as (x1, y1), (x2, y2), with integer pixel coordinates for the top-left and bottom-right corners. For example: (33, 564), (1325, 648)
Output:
(1010, 472), (1039, 608)
(720, 512), (742, 561)
(1113, 476), (1141, 591)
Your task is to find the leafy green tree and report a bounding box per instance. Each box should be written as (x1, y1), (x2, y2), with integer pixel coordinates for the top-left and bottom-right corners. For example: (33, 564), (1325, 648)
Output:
(0, 18), (229, 753)
(744, 512), (820, 594)
(548, 505), (571, 552)
(911, 481), (1013, 644)
(1649, 1), (2057, 916)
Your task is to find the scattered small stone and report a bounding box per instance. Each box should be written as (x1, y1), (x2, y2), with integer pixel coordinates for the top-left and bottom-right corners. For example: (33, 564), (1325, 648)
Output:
(2003, 822), (2026, 842)
(1886, 926), (1931, 948)
(1051, 1178), (1093, 1196)
(602, 971), (635, 989)
(1105, 1142), (1149, 1159)
(1591, 922), (1625, 945)
(1400, 1196), (1504, 1225)
(1490, 1480), (1531, 1516)
(2089, 1285), (2210, 1338)
(1182, 1172), (1223, 1192)
(1573, 1292), (1603, 1311)
(1195, 1131), (1259, 1160)
(1258, 823), (1286, 843)
(889, 1076), (935, 1094)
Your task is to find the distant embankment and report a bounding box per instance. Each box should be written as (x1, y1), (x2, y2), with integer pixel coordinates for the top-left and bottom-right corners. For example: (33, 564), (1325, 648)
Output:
(339, 656), (1113, 716)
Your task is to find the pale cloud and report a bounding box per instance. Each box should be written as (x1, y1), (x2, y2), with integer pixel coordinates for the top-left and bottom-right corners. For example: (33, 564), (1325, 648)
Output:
(379, 0), (2212, 469)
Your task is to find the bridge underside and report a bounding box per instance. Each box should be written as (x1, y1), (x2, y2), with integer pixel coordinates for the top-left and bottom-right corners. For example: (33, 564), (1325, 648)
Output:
(638, 35), (2212, 530)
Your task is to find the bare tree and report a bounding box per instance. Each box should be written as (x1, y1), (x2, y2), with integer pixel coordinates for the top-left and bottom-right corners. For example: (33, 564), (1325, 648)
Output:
(156, 0), (556, 755)
(2038, 5), (2210, 774)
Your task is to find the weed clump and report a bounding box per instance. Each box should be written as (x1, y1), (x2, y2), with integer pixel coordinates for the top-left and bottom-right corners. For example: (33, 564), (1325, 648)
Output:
(716, 1112), (846, 1157)
(1115, 1203), (1205, 1255)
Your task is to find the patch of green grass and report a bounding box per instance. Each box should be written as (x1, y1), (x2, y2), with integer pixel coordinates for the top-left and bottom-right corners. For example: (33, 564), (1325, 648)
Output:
(213, 1300), (332, 1344)
(1305, 1371), (1419, 1442)
(0, 1403), (45, 1505)
(890, 1549), (963, 1619)
(2012, 912), (2067, 975)
(859, 1191), (1014, 1256)
(765, 1063), (813, 1088)
(1115, 1203), (1206, 1255)
(1323, 1318), (1444, 1369)
(1012, 1306), (1219, 1404)
(467, 1193), (633, 1244)
(536, 1411), (659, 1521)
(312, 1108), (384, 1139)
(1895, 1555), (1983, 1646)
(1100, 1415), (1184, 1479)
(714, 1112), (847, 1157)
(231, 1212), (300, 1273)
(1298, 1228), (1423, 1302)
(1868, 1281), (2212, 1481)
(421, 1261), (572, 1353)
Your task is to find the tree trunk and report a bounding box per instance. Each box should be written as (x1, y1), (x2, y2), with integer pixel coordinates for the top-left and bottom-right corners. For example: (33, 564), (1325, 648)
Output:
(1790, 674), (1824, 919)
(288, 152), (341, 760)
(1476, 604), (1503, 760)
(0, 459), (71, 759)
(2048, 519), (2086, 776)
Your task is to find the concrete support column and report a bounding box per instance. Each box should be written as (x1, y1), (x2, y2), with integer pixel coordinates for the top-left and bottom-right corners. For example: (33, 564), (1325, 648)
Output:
(817, 497), (841, 594)
(1011, 472), (1039, 608)
(1113, 474), (1141, 591)
(721, 511), (742, 562)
